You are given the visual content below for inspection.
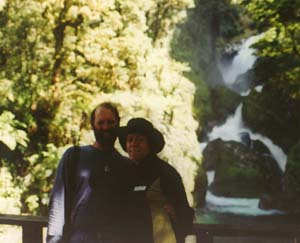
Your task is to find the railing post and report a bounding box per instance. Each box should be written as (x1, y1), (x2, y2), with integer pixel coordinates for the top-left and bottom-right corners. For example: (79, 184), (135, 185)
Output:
(23, 223), (43, 243)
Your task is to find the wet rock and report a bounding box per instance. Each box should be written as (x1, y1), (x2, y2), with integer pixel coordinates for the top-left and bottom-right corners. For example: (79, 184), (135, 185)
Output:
(239, 132), (251, 147)
(193, 166), (208, 208)
(283, 141), (300, 212)
(202, 138), (224, 171)
(231, 69), (255, 93)
(198, 86), (242, 140)
(252, 140), (271, 155)
(239, 132), (271, 155)
(242, 86), (300, 153)
(202, 139), (283, 198)
(258, 194), (277, 210)
(258, 193), (287, 211)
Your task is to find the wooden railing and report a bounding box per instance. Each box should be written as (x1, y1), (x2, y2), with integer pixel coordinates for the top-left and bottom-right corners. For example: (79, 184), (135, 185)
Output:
(0, 214), (47, 243)
(0, 214), (300, 243)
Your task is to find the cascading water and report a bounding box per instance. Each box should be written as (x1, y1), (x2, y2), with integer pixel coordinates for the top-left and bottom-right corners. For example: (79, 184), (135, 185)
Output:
(220, 34), (262, 86)
(202, 34), (287, 216)
(208, 104), (287, 171)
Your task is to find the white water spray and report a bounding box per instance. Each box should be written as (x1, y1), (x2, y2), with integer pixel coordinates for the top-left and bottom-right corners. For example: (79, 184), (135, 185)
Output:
(206, 191), (284, 216)
(220, 34), (263, 85)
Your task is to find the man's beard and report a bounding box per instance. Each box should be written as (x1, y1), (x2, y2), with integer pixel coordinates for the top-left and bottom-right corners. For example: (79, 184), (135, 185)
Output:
(93, 128), (117, 147)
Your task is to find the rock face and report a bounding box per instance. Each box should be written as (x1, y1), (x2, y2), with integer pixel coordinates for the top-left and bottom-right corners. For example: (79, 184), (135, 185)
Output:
(242, 87), (300, 153)
(231, 69), (255, 93)
(283, 141), (300, 212)
(202, 138), (283, 198)
(258, 141), (300, 212)
(193, 166), (208, 208)
(199, 86), (242, 141)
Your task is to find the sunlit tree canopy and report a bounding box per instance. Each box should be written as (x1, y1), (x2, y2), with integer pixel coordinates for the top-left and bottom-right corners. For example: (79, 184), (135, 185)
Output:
(0, 0), (200, 214)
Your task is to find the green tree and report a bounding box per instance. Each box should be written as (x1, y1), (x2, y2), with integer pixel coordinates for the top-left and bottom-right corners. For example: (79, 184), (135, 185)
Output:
(243, 0), (300, 99)
(0, 0), (201, 214)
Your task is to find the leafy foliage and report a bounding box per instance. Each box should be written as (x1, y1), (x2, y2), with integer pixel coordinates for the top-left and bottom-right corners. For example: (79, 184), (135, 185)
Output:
(0, 0), (200, 214)
(243, 0), (300, 99)
(0, 112), (28, 150)
(0, 167), (21, 214)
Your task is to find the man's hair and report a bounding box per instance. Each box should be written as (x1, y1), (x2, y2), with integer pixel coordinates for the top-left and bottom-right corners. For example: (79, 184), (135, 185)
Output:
(90, 102), (120, 127)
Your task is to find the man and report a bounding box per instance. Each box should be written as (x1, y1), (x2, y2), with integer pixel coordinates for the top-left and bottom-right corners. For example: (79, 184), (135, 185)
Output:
(47, 102), (130, 243)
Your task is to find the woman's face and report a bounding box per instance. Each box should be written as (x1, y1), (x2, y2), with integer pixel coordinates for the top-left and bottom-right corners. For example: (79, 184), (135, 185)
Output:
(126, 133), (151, 161)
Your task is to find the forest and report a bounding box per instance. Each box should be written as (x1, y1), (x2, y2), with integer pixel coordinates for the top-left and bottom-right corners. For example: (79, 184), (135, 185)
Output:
(0, 0), (299, 231)
(0, 0), (201, 217)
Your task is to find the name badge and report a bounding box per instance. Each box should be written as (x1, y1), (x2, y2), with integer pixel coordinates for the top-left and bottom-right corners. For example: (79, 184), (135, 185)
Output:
(134, 186), (147, 191)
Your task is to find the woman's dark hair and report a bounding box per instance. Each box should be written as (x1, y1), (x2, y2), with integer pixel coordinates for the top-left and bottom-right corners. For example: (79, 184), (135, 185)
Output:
(90, 102), (120, 127)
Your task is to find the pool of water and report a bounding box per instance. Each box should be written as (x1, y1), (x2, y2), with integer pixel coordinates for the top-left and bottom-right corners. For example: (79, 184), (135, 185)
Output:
(195, 207), (300, 226)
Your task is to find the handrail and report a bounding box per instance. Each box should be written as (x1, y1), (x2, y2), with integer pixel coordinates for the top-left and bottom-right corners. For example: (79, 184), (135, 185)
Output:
(0, 214), (300, 243)
(0, 214), (47, 243)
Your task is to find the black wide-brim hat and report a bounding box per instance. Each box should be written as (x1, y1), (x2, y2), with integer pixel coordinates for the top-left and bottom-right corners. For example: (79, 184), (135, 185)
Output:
(118, 118), (165, 154)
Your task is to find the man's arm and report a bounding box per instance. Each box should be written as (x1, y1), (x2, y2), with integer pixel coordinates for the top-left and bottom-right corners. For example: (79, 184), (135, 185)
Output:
(46, 154), (66, 243)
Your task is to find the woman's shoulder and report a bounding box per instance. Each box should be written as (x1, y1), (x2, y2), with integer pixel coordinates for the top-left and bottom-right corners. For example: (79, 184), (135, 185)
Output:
(157, 157), (181, 179)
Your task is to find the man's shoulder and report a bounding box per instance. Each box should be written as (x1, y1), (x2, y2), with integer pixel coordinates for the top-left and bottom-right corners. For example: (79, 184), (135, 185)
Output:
(61, 145), (93, 164)
(66, 145), (112, 155)
(112, 150), (132, 165)
(64, 145), (89, 153)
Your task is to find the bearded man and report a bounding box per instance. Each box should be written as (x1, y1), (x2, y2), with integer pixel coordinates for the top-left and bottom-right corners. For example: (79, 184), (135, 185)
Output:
(47, 102), (130, 243)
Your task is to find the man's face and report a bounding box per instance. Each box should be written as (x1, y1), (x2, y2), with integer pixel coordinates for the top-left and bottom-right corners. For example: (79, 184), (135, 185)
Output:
(92, 107), (119, 147)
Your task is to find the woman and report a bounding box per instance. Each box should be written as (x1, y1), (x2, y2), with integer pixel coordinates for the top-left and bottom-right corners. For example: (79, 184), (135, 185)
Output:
(118, 118), (194, 243)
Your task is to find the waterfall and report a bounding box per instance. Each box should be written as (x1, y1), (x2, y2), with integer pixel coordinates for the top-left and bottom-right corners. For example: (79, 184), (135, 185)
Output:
(203, 35), (287, 216)
(207, 104), (287, 171)
(208, 104), (244, 142)
(220, 34), (263, 86)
